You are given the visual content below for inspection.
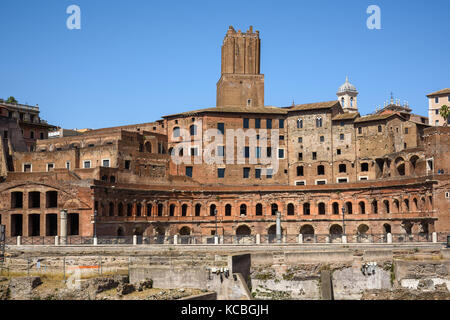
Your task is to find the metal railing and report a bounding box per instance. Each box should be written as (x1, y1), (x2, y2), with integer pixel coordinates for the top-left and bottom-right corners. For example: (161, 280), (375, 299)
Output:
(2, 232), (448, 246)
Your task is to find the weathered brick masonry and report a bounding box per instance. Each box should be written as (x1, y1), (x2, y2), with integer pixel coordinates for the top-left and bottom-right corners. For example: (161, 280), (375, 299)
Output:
(0, 26), (449, 238)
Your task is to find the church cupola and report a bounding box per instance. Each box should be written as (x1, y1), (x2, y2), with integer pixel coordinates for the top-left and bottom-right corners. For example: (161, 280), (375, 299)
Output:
(337, 76), (359, 113)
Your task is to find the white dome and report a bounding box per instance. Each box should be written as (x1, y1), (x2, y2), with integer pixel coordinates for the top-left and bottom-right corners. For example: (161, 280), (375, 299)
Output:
(338, 76), (358, 94)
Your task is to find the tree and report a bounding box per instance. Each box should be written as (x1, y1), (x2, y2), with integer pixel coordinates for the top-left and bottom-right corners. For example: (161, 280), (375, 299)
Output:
(6, 96), (18, 104)
(439, 105), (449, 126)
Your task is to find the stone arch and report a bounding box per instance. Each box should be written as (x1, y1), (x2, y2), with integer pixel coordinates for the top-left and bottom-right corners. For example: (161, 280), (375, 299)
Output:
(236, 225), (251, 236)
(393, 199), (400, 213)
(383, 224), (391, 234)
(395, 157), (406, 176)
(357, 224), (369, 235)
(410, 155), (420, 175)
(179, 226), (191, 235)
(330, 224), (343, 235)
(300, 225), (315, 235)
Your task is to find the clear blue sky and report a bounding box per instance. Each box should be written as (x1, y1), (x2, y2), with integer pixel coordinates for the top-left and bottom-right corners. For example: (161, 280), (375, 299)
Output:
(0, 0), (449, 129)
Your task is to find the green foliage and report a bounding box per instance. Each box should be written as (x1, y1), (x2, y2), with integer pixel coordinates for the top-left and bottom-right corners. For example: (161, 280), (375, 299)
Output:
(439, 105), (449, 125)
(5, 96), (18, 104)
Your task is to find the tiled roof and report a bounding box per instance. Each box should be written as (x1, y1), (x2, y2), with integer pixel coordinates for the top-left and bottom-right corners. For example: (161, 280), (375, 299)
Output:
(163, 106), (288, 118)
(426, 88), (450, 97)
(354, 113), (403, 123)
(285, 100), (340, 112)
(332, 112), (360, 120)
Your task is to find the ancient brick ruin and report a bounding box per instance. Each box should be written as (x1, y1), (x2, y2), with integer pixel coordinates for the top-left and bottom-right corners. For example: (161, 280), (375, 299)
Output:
(0, 26), (449, 241)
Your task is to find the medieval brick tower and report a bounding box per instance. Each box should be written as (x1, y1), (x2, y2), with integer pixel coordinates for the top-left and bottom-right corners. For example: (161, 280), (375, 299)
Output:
(216, 26), (265, 108)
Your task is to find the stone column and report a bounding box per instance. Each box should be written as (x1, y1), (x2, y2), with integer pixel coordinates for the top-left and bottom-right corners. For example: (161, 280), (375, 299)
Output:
(298, 234), (303, 244)
(432, 232), (437, 243)
(276, 211), (281, 244)
(387, 233), (392, 244)
(256, 234), (261, 244)
(60, 210), (68, 245)
(342, 235), (347, 244)
(174, 234), (178, 245)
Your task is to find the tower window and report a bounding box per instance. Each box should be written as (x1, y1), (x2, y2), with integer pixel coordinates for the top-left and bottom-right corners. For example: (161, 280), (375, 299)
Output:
(266, 119), (272, 129)
(217, 123), (224, 135)
(316, 117), (323, 128)
(312, 152), (317, 160)
(255, 118), (261, 129)
(218, 168), (225, 178)
(247, 99), (252, 106)
(297, 119), (303, 129)
(243, 118), (249, 129)
(320, 136), (324, 142)
(340, 134), (344, 140)
(298, 137), (303, 143)
(243, 167), (250, 179)
(279, 119), (285, 129)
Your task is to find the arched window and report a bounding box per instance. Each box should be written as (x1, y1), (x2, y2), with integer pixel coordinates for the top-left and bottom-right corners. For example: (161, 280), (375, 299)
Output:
(297, 118), (303, 129)
(255, 203), (262, 216)
(157, 203), (163, 216)
(384, 200), (390, 214)
(404, 199), (410, 212)
(350, 97), (354, 107)
(332, 202), (339, 215)
(359, 201), (365, 214)
(341, 97), (345, 107)
(190, 125), (197, 136)
(181, 204), (188, 216)
(225, 204), (232, 216)
(210, 204), (217, 216)
(316, 117), (323, 128)
(136, 204), (142, 217)
(109, 202), (114, 217)
(146, 203), (152, 216)
(127, 203), (133, 216)
(240, 204), (247, 216)
(372, 200), (378, 214)
(271, 203), (278, 215)
(169, 204), (176, 216)
(287, 203), (295, 216)
(173, 126), (180, 138)
(346, 202), (353, 214)
(195, 204), (201, 216)
(318, 203), (326, 215)
(118, 203), (124, 216)
(303, 203), (310, 215)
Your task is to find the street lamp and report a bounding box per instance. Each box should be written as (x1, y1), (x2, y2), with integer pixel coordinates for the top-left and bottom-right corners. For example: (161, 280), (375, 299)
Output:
(93, 210), (98, 238)
(341, 206), (346, 236)
(214, 209), (218, 239)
